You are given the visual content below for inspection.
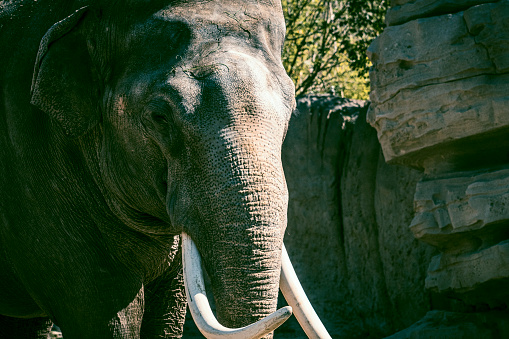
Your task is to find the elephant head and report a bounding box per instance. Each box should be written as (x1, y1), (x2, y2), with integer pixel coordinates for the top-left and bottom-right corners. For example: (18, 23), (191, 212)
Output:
(30, 1), (329, 337)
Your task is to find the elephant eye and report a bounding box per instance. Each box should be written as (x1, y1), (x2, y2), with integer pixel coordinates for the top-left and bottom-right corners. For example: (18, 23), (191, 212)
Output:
(151, 112), (169, 125)
(142, 98), (185, 156)
(145, 98), (173, 127)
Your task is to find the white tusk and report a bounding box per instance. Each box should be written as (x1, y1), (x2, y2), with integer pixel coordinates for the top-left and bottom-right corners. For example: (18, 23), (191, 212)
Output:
(181, 232), (293, 339)
(280, 244), (332, 339)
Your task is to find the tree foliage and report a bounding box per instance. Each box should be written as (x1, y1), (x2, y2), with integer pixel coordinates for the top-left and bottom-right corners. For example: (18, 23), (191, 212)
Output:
(281, 0), (387, 99)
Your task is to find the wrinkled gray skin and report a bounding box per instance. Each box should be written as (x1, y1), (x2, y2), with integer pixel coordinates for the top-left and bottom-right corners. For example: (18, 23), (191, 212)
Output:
(0, 0), (295, 338)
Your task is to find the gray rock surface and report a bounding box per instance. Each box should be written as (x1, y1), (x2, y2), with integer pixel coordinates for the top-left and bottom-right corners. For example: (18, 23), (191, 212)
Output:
(387, 310), (509, 339)
(386, 0), (498, 26)
(368, 0), (509, 172)
(278, 95), (364, 338)
(411, 167), (509, 252)
(369, 0), (509, 337)
(278, 95), (434, 338)
(426, 241), (509, 305)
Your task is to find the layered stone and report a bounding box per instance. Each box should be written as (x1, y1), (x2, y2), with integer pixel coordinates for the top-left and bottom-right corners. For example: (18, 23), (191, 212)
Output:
(426, 241), (509, 306)
(367, 0), (509, 336)
(410, 167), (509, 253)
(368, 0), (509, 172)
(409, 166), (509, 307)
(277, 96), (433, 337)
(386, 0), (499, 26)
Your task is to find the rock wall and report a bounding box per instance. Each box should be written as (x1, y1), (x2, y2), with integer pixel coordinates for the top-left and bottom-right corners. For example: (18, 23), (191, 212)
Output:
(369, 0), (509, 172)
(278, 96), (435, 338)
(368, 0), (509, 337)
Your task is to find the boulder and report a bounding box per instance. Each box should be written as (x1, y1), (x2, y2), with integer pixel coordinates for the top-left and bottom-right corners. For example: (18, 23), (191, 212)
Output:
(426, 241), (509, 306)
(411, 167), (509, 253)
(368, 1), (509, 173)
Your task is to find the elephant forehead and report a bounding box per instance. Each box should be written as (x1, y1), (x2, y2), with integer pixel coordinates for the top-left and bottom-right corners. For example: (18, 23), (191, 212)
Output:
(153, 0), (286, 40)
(115, 0), (286, 77)
(156, 0), (283, 18)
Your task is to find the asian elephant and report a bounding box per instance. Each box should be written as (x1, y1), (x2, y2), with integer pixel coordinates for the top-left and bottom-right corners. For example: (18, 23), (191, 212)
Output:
(0, 0), (329, 338)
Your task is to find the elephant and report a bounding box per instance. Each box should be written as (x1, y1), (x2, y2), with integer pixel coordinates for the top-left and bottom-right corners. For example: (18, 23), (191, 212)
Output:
(0, 0), (330, 338)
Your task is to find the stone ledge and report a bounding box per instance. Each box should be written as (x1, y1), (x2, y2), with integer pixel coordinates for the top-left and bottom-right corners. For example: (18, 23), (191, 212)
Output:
(386, 0), (499, 26)
(368, 74), (509, 169)
(411, 167), (509, 252)
(370, 1), (509, 103)
(369, 10), (494, 104)
(368, 1), (509, 168)
(425, 240), (509, 305)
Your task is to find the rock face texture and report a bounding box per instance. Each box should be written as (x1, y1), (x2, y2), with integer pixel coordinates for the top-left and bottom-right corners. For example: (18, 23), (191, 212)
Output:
(369, 0), (509, 337)
(368, 0), (509, 173)
(385, 0), (500, 26)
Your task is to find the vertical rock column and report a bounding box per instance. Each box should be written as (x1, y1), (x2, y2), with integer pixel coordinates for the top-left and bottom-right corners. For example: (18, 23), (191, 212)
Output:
(368, 0), (509, 334)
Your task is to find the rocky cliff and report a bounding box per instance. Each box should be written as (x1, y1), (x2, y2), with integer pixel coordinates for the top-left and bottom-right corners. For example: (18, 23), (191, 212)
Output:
(278, 95), (435, 338)
(368, 0), (509, 337)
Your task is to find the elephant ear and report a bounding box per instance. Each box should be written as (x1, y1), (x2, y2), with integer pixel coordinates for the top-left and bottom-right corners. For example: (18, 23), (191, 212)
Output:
(31, 6), (101, 138)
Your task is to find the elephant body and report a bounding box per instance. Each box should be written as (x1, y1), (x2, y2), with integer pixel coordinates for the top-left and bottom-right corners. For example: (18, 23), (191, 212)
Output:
(0, 0), (295, 338)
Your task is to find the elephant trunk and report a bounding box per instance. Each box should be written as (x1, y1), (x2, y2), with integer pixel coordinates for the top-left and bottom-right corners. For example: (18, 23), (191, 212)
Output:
(210, 222), (284, 328)
(192, 127), (289, 337)
(183, 235), (333, 339)
(182, 233), (292, 339)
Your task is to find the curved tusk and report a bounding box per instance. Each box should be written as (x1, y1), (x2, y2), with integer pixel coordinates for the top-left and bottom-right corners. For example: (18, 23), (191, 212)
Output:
(280, 244), (332, 339)
(181, 232), (293, 339)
